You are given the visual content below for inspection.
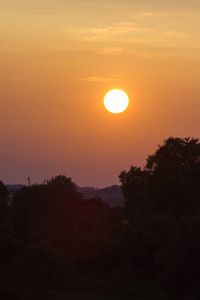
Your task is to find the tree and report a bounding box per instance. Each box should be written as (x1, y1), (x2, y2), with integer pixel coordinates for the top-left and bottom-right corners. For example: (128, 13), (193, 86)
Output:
(11, 175), (84, 243)
(118, 137), (200, 281)
(0, 181), (22, 278)
(120, 137), (200, 218)
(161, 213), (200, 295)
(0, 180), (9, 226)
(146, 137), (200, 216)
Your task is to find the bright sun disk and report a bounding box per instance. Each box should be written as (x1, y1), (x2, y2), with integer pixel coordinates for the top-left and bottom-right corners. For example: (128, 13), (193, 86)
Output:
(104, 89), (129, 114)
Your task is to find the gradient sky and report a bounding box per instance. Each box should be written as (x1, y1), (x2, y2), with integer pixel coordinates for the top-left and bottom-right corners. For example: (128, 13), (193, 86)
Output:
(1, 0), (200, 187)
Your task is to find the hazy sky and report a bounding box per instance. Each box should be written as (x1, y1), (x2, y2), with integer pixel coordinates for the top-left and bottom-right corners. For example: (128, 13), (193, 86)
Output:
(1, 0), (200, 187)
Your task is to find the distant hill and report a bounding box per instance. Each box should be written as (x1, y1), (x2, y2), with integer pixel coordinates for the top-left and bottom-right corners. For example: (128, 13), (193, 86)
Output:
(6, 184), (24, 192)
(6, 184), (124, 208)
(78, 185), (124, 208)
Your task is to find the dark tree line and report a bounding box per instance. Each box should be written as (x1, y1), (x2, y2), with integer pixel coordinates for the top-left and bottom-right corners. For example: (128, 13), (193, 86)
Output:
(119, 137), (200, 296)
(0, 175), (122, 293)
(1, 137), (200, 298)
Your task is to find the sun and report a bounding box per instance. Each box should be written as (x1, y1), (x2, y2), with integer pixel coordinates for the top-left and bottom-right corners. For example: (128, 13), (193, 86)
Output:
(104, 89), (129, 114)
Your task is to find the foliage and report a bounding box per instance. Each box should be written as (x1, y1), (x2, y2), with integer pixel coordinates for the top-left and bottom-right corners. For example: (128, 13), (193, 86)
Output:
(9, 241), (74, 288)
(1, 137), (200, 298)
(120, 137), (200, 217)
(119, 137), (200, 295)
(0, 180), (9, 225)
(11, 175), (83, 243)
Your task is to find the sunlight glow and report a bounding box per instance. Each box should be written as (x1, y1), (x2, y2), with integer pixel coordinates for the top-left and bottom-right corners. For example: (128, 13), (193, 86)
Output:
(104, 89), (129, 114)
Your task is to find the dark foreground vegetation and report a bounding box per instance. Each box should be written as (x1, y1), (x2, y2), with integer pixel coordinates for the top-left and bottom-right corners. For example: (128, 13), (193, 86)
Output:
(1, 137), (200, 299)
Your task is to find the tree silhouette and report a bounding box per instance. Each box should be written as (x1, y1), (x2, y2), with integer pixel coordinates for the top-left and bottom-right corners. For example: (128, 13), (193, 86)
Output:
(11, 175), (83, 243)
(0, 180), (9, 226)
(120, 137), (200, 218)
(119, 137), (200, 285)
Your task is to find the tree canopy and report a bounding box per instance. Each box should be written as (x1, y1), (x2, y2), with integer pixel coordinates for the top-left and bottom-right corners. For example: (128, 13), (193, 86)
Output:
(119, 137), (200, 295)
(1, 138), (200, 298)
(120, 137), (200, 217)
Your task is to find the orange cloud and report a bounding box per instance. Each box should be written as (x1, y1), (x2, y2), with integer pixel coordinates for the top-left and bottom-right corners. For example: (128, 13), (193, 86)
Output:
(80, 76), (121, 82)
(96, 47), (123, 55)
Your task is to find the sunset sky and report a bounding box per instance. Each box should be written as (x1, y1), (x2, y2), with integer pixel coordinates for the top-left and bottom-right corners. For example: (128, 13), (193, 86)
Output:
(1, 0), (200, 187)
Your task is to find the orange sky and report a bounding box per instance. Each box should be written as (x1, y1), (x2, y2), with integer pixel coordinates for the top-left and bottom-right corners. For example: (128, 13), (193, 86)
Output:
(1, 0), (200, 187)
